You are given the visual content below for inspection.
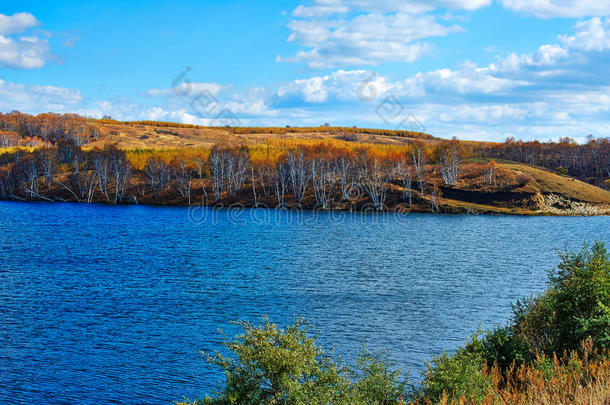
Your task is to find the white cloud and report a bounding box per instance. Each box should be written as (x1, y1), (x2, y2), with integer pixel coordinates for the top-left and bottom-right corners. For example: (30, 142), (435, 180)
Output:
(0, 35), (52, 69)
(293, 2), (349, 17)
(0, 12), (52, 69)
(396, 62), (525, 97)
(501, 0), (610, 19)
(275, 62), (523, 107)
(560, 17), (610, 52)
(436, 104), (530, 124)
(293, 0), (491, 17)
(277, 69), (391, 102)
(536, 43), (569, 65)
(278, 41), (431, 69)
(0, 79), (82, 112)
(497, 43), (570, 73)
(281, 1), (470, 68)
(0, 12), (40, 35)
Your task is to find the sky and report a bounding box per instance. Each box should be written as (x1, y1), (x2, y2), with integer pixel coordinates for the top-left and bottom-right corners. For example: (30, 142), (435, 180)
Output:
(1, 0), (610, 142)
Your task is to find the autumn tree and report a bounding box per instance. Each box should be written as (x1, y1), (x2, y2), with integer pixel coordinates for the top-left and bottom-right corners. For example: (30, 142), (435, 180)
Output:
(438, 140), (461, 186)
(358, 152), (389, 211)
(412, 142), (427, 195)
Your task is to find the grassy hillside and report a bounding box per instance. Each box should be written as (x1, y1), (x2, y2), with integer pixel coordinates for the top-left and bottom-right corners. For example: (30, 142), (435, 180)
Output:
(1, 117), (609, 215)
(83, 122), (610, 214)
(87, 121), (437, 149)
(439, 161), (610, 215)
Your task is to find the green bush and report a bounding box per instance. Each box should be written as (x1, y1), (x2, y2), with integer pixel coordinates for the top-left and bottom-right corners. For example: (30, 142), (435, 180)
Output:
(413, 242), (610, 404)
(512, 242), (610, 355)
(470, 327), (533, 371)
(555, 166), (569, 176)
(183, 316), (408, 405)
(351, 349), (408, 404)
(418, 338), (493, 403)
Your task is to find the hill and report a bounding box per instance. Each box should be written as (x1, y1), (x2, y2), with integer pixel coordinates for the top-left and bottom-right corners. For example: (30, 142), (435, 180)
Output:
(439, 160), (610, 215)
(87, 120), (436, 149)
(0, 114), (608, 215)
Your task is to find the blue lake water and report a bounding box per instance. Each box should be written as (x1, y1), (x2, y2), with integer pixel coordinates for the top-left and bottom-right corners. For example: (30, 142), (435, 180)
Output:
(0, 201), (608, 404)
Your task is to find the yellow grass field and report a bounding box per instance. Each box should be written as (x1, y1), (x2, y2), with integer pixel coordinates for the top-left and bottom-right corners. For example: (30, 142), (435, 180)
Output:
(87, 121), (443, 149)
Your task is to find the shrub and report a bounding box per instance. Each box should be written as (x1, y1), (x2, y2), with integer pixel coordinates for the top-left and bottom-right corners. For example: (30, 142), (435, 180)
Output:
(432, 340), (610, 405)
(511, 242), (610, 355)
(550, 242), (610, 351)
(418, 341), (494, 404)
(415, 241), (610, 404)
(181, 316), (408, 405)
(471, 327), (533, 372)
(352, 349), (408, 404)
(555, 166), (568, 176)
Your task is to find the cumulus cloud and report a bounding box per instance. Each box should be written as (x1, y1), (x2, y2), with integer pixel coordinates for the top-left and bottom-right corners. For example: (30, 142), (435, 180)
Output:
(500, 0), (610, 19)
(395, 63), (526, 98)
(268, 15), (610, 140)
(0, 35), (52, 69)
(0, 12), (52, 69)
(0, 12), (40, 35)
(280, 1), (472, 68)
(560, 17), (610, 52)
(0, 79), (82, 112)
(276, 69), (391, 103)
(274, 62), (524, 107)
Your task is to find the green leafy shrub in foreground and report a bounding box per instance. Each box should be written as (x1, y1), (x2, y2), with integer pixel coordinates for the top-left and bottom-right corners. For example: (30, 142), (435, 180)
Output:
(182, 317), (407, 405)
(511, 241), (610, 355)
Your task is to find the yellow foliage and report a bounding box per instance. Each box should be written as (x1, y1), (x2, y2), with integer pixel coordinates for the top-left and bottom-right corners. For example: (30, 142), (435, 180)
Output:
(0, 146), (36, 154)
(125, 147), (210, 170)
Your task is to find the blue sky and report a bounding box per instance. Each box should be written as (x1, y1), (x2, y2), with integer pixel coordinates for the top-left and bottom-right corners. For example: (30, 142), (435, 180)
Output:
(1, 0), (610, 142)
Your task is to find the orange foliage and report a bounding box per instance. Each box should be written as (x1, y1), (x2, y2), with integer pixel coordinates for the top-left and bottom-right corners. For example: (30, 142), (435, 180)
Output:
(430, 341), (610, 405)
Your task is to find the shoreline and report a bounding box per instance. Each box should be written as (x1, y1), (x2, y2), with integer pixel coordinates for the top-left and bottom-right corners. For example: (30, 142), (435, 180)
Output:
(2, 193), (608, 217)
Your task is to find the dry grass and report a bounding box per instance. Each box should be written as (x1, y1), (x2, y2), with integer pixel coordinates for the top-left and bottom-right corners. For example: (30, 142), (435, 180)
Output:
(432, 342), (610, 405)
(122, 139), (419, 169)
(500, 163), (610, 204)
(88, 122), (442, 150)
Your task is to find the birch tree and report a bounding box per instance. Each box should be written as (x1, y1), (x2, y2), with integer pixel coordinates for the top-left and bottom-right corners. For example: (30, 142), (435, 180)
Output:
(358, 152), (388, 211)
(394, 154), (413, 208)
(287, 149), (309, 206)
(310, 157), (336, 209)
(439, 141), (461, 186)
(411, 143), (427, 195)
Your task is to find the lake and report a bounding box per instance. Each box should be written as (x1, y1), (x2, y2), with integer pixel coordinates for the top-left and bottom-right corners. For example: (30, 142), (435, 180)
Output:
(0, 202), (608, 404)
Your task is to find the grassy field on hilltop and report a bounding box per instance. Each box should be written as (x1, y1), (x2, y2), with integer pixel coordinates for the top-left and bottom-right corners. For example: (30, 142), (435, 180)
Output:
(86, 120), (436, 149)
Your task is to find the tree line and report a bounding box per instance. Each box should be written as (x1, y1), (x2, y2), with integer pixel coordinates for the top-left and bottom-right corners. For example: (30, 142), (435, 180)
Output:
(0, 140), (480, 212)
(0, 112), (607, 194)
(480, 136), (610, 186)
(0, 111), (99, 146)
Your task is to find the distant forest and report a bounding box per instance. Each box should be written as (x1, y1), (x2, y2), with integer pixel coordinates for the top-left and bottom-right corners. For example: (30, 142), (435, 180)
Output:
(0, 112), (608, 210)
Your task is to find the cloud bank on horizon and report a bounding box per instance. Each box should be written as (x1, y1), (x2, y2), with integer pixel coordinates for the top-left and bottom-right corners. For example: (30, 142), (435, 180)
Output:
(1, 0), (610, 142)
